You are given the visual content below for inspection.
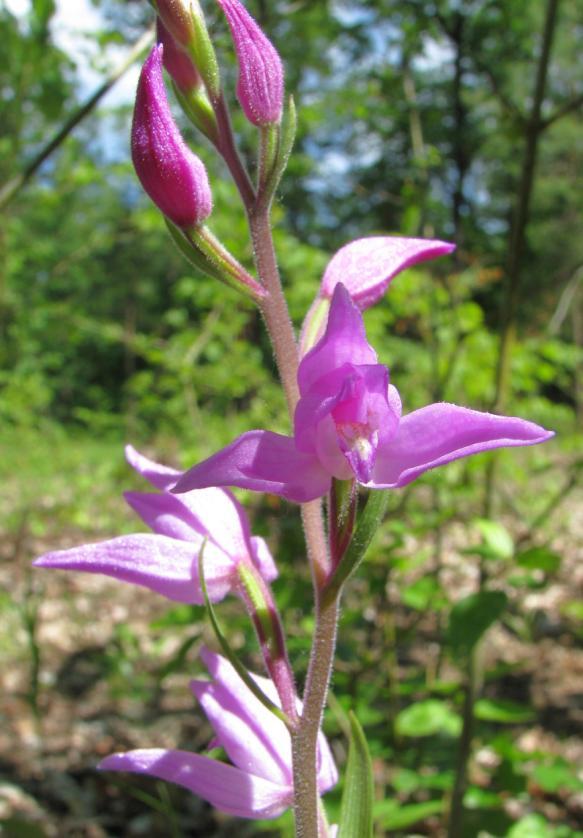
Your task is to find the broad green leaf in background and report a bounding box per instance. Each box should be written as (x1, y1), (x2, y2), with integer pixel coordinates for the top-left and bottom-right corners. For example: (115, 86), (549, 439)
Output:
(374, 799), (444, 830)
(531, 758), (583, 794)
(474, 698), (535, 724)
(474, 519), (514, 559)
(395, 699), (462, 738)
(338, 712), (374, 838)
(447, 591), (508, 659)
(516, 547), (562, 574)
(507, 814), (553, 837)
(401, 576), (445, 611)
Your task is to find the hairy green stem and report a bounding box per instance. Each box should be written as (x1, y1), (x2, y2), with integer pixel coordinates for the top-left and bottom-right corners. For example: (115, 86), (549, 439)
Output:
(292, 595), (339, 837)
(213, 81), (337, 829)
(214, 94), (256, 209)
(248, 205), (334, 836)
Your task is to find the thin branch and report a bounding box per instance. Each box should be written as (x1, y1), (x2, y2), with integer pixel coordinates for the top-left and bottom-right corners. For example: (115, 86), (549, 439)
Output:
(541, 90), (583, 129)
(0, 27), (154, 210)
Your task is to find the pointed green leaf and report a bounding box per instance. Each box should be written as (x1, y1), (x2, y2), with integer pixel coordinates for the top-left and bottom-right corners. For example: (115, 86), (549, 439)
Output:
(474, 698), (535, 724)
(257, 96), (297, 208)
(447, 591), (507, 660)
(338, 712), (374, 838)
(197, 542), (291, 727)
(395, 700), (462, 738)
(323, 490), (388, 604)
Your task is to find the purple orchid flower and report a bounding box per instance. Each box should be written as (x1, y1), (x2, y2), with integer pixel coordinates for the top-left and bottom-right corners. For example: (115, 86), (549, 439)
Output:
(34, 446), (276, 603)
(174, 283), (554, 503)
(100, 647), (338, 820)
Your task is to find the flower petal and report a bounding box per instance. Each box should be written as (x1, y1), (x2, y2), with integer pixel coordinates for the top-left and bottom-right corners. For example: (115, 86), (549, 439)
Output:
(298, 284), (377, 396)
(124, 491), (205, 542)
(125, 444), (180, 491)
(320, 236), (455, 310)
(192, 648), (292, 786)
(34, 533), (235, 604)
(99, 749), (290, 819)
(250, 535), (278, 582)
(126, 448), (262, 566)
(193, 649), (338, 794)
(173, 430), (331, 503)
(371, 403), (554, 488)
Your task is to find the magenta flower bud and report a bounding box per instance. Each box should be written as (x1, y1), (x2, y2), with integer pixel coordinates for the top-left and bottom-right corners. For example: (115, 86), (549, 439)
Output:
(132, 45), (212, 227)
(217, 0), (284, 126)
(154, 0), (196, 46)
(156, 17), (201, 92)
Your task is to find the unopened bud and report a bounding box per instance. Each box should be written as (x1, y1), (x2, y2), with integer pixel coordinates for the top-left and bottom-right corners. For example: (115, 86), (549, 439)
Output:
(154, 0), (195, 46)
(217, 0), (284, 126)
(155, 0), (220, 99)
(156, 17), (201, 92)
(132, 45), (212, 228)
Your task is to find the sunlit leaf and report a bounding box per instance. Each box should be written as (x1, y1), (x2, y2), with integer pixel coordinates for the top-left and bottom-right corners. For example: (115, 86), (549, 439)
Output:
(474, 698), (535, 724)
(395, 700), (462, 738)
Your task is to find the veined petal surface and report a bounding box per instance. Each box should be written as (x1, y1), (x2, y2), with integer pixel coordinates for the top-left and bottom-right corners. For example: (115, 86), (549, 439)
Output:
(320, 236), (455, 310)
(371, 402), (554, 488)
(34, 533), (234, 604)
(173, 430), (331, 503)
(99, 749), (290, 819)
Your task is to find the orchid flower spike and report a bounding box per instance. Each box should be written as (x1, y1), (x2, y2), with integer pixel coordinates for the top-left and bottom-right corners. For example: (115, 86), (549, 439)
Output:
(132, 44), (212, 228)
(175, 283), (554, 503)
(34, 446), (276, 603)
(217, 0), (284, 126)
(100, 648), (338, 820)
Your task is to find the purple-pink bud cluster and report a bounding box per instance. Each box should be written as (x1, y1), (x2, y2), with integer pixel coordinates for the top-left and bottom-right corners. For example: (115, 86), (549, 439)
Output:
(217, 0), (284, 126)
(131, 44), (212, 228)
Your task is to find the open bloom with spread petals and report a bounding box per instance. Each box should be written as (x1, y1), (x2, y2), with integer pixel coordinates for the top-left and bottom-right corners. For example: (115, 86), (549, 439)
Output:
(35, 446), (276, 603)
(132, 44), (212, 228)
(100, 648), (337, 820)
(175, 283), (554, 503)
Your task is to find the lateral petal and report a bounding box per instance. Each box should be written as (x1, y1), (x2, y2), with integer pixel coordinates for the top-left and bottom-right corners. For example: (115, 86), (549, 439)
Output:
(173, 431), (331, 503)
(99, 749), (290, 819)
(320, 236), (455, 310)
(34, 533), (234, 604)
(250, 535), (278, 582)
(125, 444), (180, 491)
(371, 403), (554, 488)
(126, 447), (258, 561)
(192, 649), (292, 786)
